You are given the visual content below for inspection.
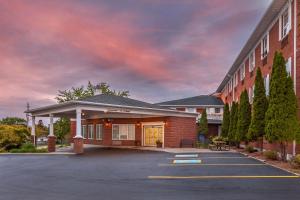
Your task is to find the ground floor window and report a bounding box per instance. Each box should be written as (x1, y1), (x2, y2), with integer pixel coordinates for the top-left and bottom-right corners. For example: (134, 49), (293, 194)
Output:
(96, 124), (103, 140)
(82, 125), (87, 139)
(112, 124), (135, 140)
(88, 124), (94, 139)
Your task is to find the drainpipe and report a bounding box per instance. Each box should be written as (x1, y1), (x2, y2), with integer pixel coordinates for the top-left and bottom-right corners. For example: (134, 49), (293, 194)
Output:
(293, 0), (297, 156)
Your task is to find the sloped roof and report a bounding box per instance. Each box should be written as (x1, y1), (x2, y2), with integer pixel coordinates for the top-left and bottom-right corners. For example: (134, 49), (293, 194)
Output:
(79, 94), (163, 109)
(216, 0), (287, 92)
(157, 95), (224, 106)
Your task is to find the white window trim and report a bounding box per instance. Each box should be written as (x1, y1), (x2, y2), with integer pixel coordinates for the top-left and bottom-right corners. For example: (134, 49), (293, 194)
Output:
(82, 125), (87, 139)
(249, 51), (255, 72)
(261, 33), (269, 59)
(279, 3), (291, 41)
(112, 124), (135, 141)
(87, 124), (94, 139)
(96, 124), (103, 140)
(240, 64), (245, 81)
(286, 57), (292, 76)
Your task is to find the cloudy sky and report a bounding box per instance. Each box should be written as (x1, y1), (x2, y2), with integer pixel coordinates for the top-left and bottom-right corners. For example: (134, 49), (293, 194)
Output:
(0, 0), (272, 119)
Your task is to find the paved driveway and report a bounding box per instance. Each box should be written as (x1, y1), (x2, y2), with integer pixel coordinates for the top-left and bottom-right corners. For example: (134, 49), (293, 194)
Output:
(0, 148), (299, 200)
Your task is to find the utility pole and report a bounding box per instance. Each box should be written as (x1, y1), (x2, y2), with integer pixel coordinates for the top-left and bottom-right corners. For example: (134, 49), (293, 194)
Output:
(26, 102), (30, 128)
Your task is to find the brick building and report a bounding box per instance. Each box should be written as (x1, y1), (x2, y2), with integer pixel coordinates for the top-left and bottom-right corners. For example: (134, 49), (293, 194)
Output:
(26, 94), (197, 153)
(216, 0), (300, 156)
(157, 95), (224, 138)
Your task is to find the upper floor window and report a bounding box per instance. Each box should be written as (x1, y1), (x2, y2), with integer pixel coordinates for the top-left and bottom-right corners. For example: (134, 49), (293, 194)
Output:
(264, 74), (270, 96)
(215, 108), (221, 114)
(286, 57), (292, 76)
(248, 85), (255, 104)
(280, 5), (291, 40)
(233, 72), (238, 87)
(261, 33), (269, 59)
(240, 64), (245, 81)
(249, 51), (255, 72)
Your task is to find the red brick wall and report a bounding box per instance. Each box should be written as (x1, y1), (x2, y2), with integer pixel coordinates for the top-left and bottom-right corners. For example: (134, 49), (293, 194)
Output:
(220, 1), (296, 104)
(70, 116), (197, 148)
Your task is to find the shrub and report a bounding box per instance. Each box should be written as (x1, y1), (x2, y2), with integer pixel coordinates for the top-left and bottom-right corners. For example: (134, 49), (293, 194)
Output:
(212, 136), (228, 144)
(245, 145), (257, 153)
(0, 125), (30, 150)
(9, 143), (47, 153)
(263, 150), (278, 160)
(290, 154), (300, 169)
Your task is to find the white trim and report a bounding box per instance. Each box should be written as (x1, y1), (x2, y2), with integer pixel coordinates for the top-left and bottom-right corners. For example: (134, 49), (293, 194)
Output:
(159, 105), (224, 108)
(141, 122), (165, 148)
(293, 0), (297, 93)
(87, 124), (94, 139)
(49, 114), (54, 136)
(112, 124), (135, 141)
(75, 108), (83, 138)
(95, 124), (103, 140)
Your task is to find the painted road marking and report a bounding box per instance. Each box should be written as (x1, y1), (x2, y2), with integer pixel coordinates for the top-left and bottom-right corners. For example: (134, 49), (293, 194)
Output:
(175, 154), (198, 158)
(167, 157), (249, 160)
(159, 163), (267, 167)
(173, 160), (202, 164)
(148, 175), (300, 179)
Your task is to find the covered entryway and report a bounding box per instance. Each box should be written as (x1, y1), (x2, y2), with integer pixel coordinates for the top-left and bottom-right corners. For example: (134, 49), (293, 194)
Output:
(25, 94), (197, 154)
(143, 123), (164, 147)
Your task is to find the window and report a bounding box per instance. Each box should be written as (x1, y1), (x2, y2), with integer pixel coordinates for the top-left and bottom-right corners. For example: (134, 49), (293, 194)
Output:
(286, 57), (292, 76)
(280, 6), (291, 40)
(88, 124), (94, 139)
(215, 108), (221, 114)
(240, 64), (245, 81)
(248, 85), (255, 104)
(261, 34), (269, 59)
(233, 72), (238, 87)
(82, 125), (87, 138)
(96, 124), (103, 140)
(112, 124), (135, 140)
(186, 108), (196, 113)
(264, 74), (270, 96)
(249, 51), (255, 72)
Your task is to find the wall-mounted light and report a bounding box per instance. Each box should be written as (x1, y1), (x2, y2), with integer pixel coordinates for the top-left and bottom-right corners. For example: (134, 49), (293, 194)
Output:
(136, 121), (141, 127)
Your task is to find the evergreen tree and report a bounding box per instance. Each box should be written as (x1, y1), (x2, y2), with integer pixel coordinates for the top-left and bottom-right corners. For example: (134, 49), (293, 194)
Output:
(236, 90), (251, 144)
(248, 67), (268, 150)
(265, 52), (299, 161)
(198, 109), (208, 135)
(228, 102), (238, 144)
(221, 103), (230, 137)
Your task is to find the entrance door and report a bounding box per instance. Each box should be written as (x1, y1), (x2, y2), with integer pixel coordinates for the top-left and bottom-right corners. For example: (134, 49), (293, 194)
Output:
(143, 125), (163, 146)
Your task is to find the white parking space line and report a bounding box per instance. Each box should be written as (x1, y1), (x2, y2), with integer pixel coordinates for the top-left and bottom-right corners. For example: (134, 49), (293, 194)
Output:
(174, 154), (198, 158)
(159, 163), (267, 167)
(173, 159), (202, 164)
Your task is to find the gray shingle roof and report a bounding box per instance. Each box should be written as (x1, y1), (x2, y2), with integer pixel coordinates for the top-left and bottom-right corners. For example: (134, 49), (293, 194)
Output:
(157, 95), (224, 106)
(79, 94), (164, 109)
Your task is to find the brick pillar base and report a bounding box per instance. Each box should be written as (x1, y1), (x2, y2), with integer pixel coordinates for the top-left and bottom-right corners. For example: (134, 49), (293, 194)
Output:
(73, 137), (84, 154)
(47, 136), (56, 152)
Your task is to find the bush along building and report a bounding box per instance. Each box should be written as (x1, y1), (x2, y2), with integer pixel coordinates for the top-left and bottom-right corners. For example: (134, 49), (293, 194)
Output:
(157, 95), (224, 139)
(216, 0), (300, 159)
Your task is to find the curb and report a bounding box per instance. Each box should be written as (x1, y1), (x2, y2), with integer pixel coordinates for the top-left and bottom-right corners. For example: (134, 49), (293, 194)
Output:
(0, 152), (75, 156)
(238, 151), (300, 176)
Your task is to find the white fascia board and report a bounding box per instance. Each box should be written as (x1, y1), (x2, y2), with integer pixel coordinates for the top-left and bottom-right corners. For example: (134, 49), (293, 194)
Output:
(158, 105), (224, 108)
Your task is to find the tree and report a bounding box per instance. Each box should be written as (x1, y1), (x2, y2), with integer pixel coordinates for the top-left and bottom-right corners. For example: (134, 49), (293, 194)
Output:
(221, 103), (230, 137)
(198, 109), (208, 135)
(265, 52), (300, 161)
(0, 125), (30, 150)
(54, 117), (71, 144)
(236, 90), (251, 145)
(0, 117), (27, 125)
(36, 120), (48, 138)
(228, 102), (238, 144)
(248, 67), (268, 151)
(56, 81), (129, 103)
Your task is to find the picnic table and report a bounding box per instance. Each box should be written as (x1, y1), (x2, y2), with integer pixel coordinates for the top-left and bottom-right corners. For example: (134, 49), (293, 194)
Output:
(213, 141), (226, 151)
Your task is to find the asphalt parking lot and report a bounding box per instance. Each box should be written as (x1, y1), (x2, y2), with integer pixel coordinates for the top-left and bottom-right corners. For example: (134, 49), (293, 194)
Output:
(0, 148), (299, 200)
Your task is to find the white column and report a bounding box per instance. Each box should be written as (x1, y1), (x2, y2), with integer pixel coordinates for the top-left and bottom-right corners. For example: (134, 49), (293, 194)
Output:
(49, 114), (54, 136)
(31, 116), (36, 136)
(75, 108), (82, 138)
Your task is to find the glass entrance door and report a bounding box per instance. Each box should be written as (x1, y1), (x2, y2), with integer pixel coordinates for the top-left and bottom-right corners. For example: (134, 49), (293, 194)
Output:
(143, 125), (163, 146)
